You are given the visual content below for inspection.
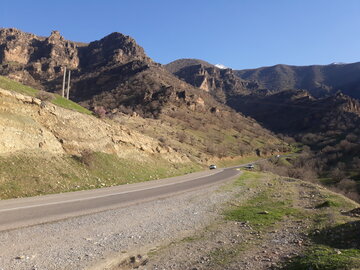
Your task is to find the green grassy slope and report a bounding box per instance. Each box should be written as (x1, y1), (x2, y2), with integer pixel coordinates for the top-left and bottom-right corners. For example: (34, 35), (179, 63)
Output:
(0, 152), (201, 199)
(0, 76), (92, 115)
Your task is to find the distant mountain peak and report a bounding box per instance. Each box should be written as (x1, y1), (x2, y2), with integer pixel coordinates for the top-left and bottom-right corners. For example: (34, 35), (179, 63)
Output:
(330, 62), (347, 65)
(214, 64), (228, 69)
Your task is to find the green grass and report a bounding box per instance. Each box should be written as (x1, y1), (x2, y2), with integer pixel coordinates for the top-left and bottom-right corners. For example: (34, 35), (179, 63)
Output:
(0, 75), (37, 96)
(319, 177), (337, 185)
(224, 172), (302, 229)
(277, 156), (293, 167)
(278, 184), (360, 270)
(321, 193), (357, 210)
(312, 220), (360, 249)
(0, 75), (92, 115)
(52, 94), (92, 115)
(282, 246), (360, 270)
(315, 200), (341, 209)
(234, 171), (264, 186)
(0, 152), (201, 199)
(290, 143), (303, 154)
(225, 191), (301, 228)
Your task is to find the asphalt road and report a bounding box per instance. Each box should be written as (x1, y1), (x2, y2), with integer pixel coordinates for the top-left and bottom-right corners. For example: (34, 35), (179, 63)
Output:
(0, 167), (241, 232)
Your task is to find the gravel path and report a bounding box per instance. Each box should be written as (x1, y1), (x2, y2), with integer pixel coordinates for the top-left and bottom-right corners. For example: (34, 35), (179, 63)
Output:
(0, 179), (242, 270)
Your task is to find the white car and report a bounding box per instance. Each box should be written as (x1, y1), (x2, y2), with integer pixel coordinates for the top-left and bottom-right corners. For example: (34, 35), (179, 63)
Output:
(245, 164), (254, 169)
(209, 164), (217, 170)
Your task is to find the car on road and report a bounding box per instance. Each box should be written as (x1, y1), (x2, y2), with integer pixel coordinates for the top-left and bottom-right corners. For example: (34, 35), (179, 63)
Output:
(245, 164), (254, 169)
(209, 164), (217, 170)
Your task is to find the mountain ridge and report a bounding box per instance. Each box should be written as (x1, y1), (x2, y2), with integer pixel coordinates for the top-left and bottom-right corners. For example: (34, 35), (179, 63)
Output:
(0, 28), (288, 183)
(235, 62), (360, 99)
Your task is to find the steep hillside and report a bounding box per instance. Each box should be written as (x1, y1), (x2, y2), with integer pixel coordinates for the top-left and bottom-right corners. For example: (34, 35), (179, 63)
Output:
(228, 90), (360, 134)
(0, 75), (288, 199)
(0, 84), (206, 199)
(235, 62), (360, 99)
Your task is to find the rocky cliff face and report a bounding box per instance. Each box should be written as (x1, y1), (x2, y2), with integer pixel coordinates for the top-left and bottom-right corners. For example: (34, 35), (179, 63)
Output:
(0, 28), (223, 119)
(79, 32), (150, 70)
(165, 59), (258, 103)
(0, 28), (149, 81)
(0, 28), (80, 88)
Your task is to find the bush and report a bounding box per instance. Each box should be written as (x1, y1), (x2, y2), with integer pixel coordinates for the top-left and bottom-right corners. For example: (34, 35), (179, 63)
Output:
(94, 106), (107, 118)
(36, 91), (54, 101)
(79, 149), (96, 167)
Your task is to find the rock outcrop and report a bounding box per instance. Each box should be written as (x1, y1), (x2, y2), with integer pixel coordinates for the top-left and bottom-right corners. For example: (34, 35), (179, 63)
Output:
(165, 59), (258, 103)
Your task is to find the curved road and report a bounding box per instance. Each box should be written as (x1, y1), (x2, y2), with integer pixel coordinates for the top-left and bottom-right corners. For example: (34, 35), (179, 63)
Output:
(0, 167), (241, 232)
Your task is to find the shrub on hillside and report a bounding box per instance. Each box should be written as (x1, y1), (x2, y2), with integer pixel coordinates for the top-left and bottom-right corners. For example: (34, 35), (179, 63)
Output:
(79, 149), (96, 167)
(36, 91), (54, 101)
(94, 106), (107, 118)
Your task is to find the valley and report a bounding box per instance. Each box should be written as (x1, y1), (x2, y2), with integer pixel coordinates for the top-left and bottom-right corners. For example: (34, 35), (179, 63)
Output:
(0, 26), (359, 270)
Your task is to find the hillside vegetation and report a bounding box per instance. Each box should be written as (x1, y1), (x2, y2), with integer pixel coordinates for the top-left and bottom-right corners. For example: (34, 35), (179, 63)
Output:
(228, 91), (360, 202)
(0, 75), (92, 115)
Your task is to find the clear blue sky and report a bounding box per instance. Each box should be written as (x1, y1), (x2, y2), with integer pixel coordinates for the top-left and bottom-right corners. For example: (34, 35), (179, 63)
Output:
(1, 0), (360, 69)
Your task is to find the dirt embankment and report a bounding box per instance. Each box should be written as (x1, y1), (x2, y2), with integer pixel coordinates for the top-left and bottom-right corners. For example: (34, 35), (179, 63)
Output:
(0, 87), (187, 163)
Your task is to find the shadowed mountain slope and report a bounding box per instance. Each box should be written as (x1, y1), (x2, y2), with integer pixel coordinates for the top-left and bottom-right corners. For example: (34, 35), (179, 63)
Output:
(235, 62), (360, 99)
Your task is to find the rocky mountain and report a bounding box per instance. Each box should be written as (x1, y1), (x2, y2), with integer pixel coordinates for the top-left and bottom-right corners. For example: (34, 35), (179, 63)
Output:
(0, 29), (249, 118)
(0, 28), (81, 88)
(166, 58), (360, 136)
(166, 57), (360, 190)
(165, 59), (258, 103)
(0, 28), (287, 160)
(235, 62), (360, 99)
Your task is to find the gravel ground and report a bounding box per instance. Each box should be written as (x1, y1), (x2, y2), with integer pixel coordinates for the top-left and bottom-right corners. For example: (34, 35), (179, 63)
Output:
(0, 179), (243, 270)
(134, 177), (326, 270)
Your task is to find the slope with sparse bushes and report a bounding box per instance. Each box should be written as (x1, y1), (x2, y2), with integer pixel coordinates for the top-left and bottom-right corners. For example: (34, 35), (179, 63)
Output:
(0, 75), (288, 199)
